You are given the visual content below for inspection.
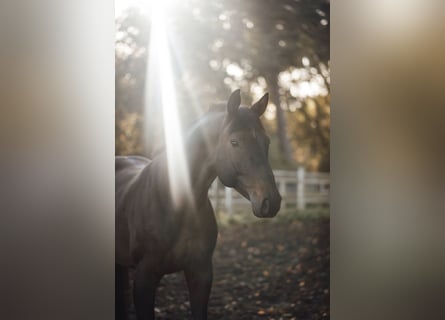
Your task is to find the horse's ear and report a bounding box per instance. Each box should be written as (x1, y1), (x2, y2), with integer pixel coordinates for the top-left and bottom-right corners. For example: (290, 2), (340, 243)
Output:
(251, 93), (269, 117)
(227, 89), (241, 117)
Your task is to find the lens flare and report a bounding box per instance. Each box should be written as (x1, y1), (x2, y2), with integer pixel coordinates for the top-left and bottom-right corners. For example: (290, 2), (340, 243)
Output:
(146, 2), (193, 208)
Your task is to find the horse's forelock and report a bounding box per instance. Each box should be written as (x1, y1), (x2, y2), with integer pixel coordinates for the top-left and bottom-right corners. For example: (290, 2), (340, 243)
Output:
(228, 107), (264, 133)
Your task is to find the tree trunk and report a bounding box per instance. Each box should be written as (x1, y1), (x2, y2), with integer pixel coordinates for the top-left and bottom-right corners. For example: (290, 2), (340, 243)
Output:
(314, 99), (330, 172)
(265, 73), (294, 165)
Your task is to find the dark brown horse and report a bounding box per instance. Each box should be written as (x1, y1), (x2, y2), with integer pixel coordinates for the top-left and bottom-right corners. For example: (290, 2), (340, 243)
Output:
(115, 90), (281, 320)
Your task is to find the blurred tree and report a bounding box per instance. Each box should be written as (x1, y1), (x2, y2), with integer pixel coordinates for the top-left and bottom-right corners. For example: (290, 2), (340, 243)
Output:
(115, 0), (330, 170)
(191, 0), (330, 164)
(285, 95), (330, 171)
(115, 9), (150, 155)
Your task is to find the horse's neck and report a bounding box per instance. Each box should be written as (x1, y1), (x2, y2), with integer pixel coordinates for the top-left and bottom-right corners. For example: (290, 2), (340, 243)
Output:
(185, 112), (224, 200)
(143, 112), (224, 206)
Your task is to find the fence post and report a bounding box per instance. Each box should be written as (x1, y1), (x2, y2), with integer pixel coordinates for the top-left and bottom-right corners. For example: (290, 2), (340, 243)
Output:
(211, 180), (221, 217)
(297, 167), (305, 210)
(320, 180), (326, 194)
(210, 180), (216, 197)
(225, 186), (233, 216)
(279, 179), (286, 208)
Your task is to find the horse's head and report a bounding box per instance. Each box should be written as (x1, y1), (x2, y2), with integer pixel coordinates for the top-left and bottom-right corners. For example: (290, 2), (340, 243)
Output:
(216, 90), (281, 218)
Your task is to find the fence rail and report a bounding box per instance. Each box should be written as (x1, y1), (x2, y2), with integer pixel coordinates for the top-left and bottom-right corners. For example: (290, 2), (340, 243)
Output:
(209, 168), (330, 214)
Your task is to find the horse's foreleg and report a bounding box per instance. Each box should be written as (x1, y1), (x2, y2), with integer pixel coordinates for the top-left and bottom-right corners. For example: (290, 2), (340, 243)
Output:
(133, 262), (161, 320)
(116, 264), (129, 320)
(184, 260), (213, 320)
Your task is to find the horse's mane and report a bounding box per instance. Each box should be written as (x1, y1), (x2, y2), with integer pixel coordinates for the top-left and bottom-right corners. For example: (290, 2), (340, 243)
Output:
(186, 105), (225, 138)
(149, 105), (226, 158)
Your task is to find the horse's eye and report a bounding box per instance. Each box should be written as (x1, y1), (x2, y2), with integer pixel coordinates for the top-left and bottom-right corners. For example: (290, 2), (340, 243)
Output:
(230, 139), (239, 147)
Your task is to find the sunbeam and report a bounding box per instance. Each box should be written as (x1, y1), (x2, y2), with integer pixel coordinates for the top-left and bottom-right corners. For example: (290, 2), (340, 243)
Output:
(146, 1), (193, 209)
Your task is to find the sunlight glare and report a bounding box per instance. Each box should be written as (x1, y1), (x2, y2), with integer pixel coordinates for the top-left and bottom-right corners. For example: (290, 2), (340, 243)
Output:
(226, 63), (244, 80)
(146, 1), (193, 209)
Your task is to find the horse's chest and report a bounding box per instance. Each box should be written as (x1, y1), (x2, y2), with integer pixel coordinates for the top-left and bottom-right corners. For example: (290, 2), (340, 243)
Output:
(129, 200), (218, 272)
(180, 224), (212, 255)
(164, 216), (217, 271)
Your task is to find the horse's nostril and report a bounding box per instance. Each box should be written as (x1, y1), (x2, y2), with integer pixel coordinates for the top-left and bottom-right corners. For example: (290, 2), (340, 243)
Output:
(261, 198), (270, 214)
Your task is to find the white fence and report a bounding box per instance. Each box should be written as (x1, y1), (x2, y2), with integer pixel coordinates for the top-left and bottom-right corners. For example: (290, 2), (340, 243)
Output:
(209, 168), (330, 215)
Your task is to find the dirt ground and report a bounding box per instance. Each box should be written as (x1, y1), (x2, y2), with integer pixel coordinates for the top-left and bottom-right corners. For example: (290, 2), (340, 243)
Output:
(128, 215), (329, 319)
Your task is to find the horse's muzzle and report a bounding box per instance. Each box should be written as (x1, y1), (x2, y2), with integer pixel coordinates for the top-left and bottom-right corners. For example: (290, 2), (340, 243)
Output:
(251, 191), (281, 218)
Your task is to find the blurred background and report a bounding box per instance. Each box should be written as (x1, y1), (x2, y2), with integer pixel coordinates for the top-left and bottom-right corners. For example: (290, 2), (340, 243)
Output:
(115, 0), (330, 319)
(115, 1), (330, 319)
(115, 0), (330, 172)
